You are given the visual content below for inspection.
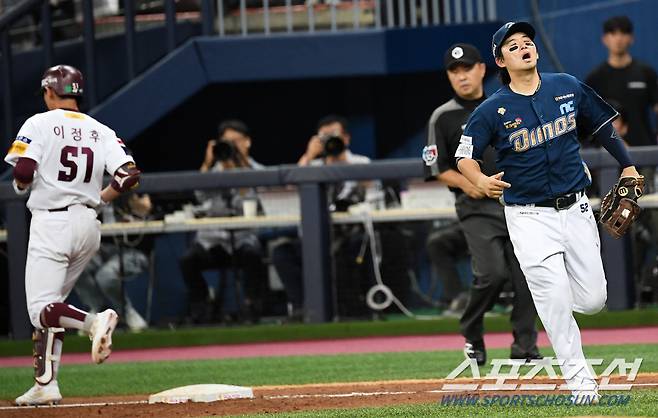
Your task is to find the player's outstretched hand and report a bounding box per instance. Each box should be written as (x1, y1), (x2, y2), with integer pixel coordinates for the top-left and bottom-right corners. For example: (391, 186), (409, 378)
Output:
(476, 171), (511, 199)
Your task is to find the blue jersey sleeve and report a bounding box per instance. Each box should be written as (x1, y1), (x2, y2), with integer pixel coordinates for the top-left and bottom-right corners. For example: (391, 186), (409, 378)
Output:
(577, 79), (618, 135)
(456, 108), (494, 162)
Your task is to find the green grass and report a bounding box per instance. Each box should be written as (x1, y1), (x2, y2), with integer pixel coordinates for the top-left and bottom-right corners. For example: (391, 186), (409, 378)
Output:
(1, 343), (657, 400)
(1, 308), (656, 357)
(226, 391), (658, 417)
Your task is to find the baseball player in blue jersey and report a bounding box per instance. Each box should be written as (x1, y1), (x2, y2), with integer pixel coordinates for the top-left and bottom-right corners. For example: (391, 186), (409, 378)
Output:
(456, 22), (641, 403)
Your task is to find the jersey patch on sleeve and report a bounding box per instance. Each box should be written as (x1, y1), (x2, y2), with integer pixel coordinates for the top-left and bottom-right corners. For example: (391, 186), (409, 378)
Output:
(7, 140), (28, 156)
(455, 143), (473, 159)
(422, 144), (438, 166)
(459, 135), (472, 145)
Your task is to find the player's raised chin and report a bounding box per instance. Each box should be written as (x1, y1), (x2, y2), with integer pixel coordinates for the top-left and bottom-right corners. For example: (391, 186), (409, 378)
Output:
(495, 32), (539, 72)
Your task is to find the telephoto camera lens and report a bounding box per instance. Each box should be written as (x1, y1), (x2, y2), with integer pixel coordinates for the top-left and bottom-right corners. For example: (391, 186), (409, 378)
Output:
(214, 139), (236, 161)
(323, 135), (345, 157)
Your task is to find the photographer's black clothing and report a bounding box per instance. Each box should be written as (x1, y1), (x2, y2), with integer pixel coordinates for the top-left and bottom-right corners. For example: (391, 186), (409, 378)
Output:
(271, 239), (303, 309)
(272, 229), (376, 318)
(273, 151), (374, 317)
(425, 95), (538, 353)
(180, 241), (266, 323)
(194, 157), (263, 252)
(180, 157), (267, 323)
(310, 151), (370, 212)
(587, 60), (658, 303)
(426, 222), (468, 304)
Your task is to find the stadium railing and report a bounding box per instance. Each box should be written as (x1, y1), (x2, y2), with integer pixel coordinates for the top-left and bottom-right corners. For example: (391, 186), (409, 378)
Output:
(1, 146), (657, 338)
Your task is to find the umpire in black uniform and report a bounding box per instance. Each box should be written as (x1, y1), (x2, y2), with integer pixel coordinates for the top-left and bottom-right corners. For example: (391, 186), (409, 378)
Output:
(423, 43), (540, 365)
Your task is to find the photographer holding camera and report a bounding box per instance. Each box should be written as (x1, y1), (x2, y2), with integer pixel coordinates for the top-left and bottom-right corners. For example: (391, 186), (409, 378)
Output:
(200, 122), (252, 172)
(299, 115), (368, 166)
(298, 115), (370, 210)
(273, 115), (374, 320)
(179, 120), (267, 324)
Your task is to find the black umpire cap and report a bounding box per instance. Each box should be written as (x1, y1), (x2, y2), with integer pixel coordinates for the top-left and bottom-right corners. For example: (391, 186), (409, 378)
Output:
(443, 44), (483, 70)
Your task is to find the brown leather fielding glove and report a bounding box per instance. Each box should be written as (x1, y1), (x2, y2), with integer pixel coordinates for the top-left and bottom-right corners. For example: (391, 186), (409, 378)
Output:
(599, 176), (644, 239)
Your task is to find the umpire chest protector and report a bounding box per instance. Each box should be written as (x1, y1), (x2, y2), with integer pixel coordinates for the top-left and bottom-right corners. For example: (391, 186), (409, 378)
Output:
(461, 73), (617, 205)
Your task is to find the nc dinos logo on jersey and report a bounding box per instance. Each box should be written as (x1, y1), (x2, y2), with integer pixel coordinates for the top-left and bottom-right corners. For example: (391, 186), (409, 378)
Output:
(508, 112), (576, 152)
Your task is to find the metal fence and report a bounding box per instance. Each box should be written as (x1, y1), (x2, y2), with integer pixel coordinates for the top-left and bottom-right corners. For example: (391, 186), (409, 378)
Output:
(0, 0), (497, 149)
(215, 0), (498, 36)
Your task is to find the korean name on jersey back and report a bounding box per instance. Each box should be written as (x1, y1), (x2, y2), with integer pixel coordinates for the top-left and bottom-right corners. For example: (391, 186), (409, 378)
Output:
(4, 108), (134, 211)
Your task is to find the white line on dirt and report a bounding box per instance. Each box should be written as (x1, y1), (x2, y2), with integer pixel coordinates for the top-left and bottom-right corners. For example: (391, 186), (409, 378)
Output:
(0, 400), (147, 410)
(2, 383), (657, 409)
(264, 391), (417, 399)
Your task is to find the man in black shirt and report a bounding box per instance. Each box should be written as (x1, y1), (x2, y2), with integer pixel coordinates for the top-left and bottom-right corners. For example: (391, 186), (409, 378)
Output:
(423, 44), (539, 365)
(587, 16), (658, 305)
(586, 16), (658, 148)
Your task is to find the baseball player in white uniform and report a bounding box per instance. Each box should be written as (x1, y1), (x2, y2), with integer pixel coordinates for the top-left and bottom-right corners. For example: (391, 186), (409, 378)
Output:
(4, 65), (141, 406)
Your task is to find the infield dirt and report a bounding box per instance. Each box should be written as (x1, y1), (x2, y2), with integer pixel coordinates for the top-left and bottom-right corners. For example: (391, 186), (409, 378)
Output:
(1, 374), (656, 418)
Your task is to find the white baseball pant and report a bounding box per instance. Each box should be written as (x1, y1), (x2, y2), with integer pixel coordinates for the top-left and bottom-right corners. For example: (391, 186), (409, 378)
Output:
(25, 204), (100, 328)
(505, 194), (606, 393)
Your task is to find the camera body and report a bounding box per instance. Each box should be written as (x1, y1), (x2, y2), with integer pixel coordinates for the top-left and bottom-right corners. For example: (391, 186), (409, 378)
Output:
(320, 133), (346, 157)
(213, 139), (237, 162)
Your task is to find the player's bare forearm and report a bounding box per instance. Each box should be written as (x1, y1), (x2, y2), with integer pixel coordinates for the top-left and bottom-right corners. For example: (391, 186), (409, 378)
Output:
(457, 158), (511, 198)
(457, 158), (486, 187)
(100, 186), (121, 204)
(437, 169), (485, 199)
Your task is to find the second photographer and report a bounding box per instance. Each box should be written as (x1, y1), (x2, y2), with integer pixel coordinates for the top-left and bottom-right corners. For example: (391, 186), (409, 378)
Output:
(273, 115), (375, 319)
(179, 120), (267, 324)
(298, 115), (370, 210)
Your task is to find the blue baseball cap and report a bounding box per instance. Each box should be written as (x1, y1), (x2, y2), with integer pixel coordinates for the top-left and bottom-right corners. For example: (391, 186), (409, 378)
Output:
(492, 21), (536, 58)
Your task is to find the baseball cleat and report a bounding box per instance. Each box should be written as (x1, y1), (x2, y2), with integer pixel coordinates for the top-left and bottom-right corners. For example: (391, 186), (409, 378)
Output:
(15, 382), (62, 406)
(90, 309), (118, 364)
(464, 340), (486, 366)
(510, 344), (544, 364)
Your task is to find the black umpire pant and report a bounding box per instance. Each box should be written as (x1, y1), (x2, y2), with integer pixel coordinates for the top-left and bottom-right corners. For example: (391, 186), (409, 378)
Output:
(457, 196), (538, 354)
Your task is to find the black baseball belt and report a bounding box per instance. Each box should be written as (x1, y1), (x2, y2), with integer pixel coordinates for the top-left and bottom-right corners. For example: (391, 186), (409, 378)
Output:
(48, 204), (94, 212)
(533, 189), (586, 211)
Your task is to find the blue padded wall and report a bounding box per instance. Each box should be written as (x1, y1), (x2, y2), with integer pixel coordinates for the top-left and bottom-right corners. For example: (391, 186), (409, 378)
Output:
(91, 23), (499, 144)
(496, 0), (658, 80)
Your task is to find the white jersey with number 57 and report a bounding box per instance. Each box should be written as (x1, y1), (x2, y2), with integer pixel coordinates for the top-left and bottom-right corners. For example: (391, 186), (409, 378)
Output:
(4, 109), (134, 211)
